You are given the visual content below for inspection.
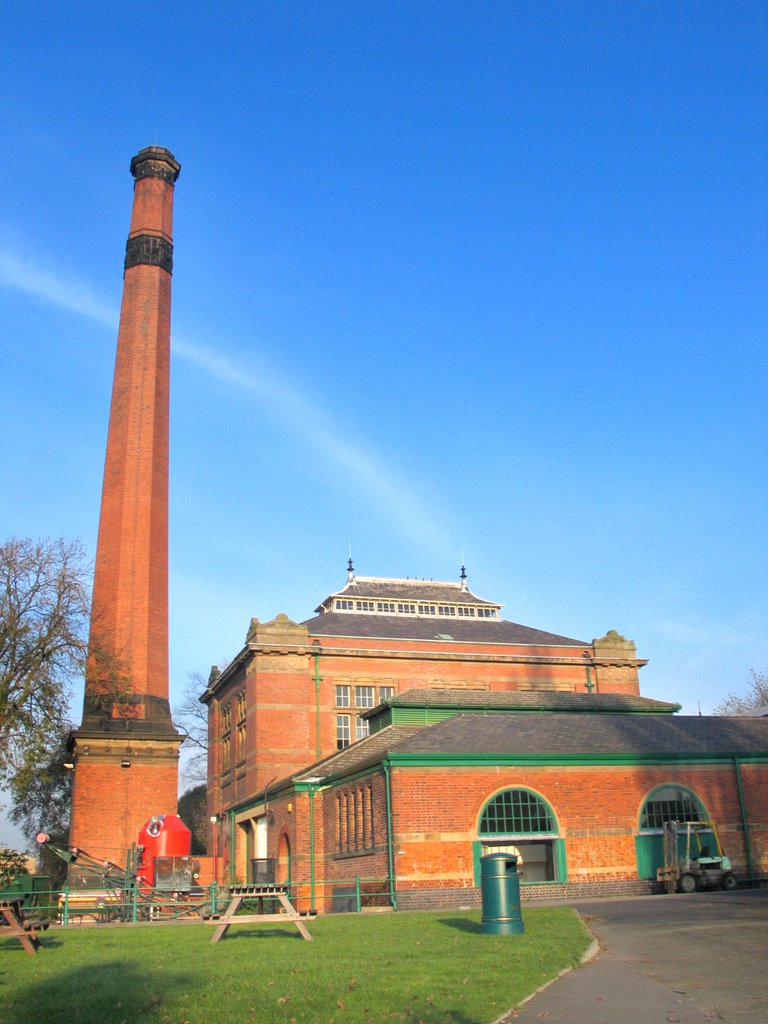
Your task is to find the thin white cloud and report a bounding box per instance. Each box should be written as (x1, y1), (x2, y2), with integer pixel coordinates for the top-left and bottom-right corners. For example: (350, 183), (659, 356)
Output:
(0, 246), (452, 550)
(173, 337), (452, 548)
(0, 249), (118, 330)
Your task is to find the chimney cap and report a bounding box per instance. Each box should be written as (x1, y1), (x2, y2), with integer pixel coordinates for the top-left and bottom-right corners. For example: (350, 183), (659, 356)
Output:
(130, 146), (180, 183)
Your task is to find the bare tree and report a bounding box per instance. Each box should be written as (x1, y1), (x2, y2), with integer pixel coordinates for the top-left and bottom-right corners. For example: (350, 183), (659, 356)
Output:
(713, 669), (768, 716)
(173, 672), (210, 786)
(0, 537), (90, 788)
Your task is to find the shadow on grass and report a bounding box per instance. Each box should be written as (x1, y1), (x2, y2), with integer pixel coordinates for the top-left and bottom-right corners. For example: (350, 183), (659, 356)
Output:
(438, 916), (485, 934)
(5, 961), (201, 1024)
(219, 926), (311, 941)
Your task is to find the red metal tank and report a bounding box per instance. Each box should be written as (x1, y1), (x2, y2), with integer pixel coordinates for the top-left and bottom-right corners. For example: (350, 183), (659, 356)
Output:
(137, 815), (191, 887)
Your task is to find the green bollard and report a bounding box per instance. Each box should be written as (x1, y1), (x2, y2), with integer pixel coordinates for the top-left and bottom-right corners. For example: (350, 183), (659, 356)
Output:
(480, 853), (524, 935)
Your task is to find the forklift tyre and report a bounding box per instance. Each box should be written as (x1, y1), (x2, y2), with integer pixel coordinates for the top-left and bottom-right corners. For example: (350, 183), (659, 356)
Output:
(678, 873), (697, 894)
(721, 873), (737, 891)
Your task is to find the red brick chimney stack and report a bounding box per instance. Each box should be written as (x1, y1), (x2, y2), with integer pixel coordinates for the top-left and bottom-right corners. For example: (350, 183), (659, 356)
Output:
(69, 147), (182, 866)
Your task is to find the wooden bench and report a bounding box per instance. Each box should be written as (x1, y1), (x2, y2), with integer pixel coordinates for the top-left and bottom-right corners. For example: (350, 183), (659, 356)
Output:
(209, 884), (313, 943)
(0, 900), (49, 956)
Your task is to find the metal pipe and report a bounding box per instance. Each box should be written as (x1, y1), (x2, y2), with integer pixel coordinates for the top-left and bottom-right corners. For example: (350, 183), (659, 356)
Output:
(308, 785), (317, 912)
(734, 757), (755, 883)
(312, 645), (323, 760)
(384, 761), (397, 910)
(230, 810), (236, 883)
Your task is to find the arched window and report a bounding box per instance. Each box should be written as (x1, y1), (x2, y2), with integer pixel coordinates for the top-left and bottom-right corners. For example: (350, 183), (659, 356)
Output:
(639, 785), (706, 831)
(477, 788), (561, 883)
(479, 788), (557, 835)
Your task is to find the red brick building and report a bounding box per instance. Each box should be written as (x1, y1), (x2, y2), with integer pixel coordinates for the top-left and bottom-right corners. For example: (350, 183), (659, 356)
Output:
(199, 569), (768, 904)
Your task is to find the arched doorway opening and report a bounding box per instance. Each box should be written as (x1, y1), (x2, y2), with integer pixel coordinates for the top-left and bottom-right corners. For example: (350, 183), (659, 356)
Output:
(277, 832), (291, 885)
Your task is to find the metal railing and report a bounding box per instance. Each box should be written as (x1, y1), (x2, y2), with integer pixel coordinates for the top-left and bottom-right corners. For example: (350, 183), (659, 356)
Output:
(0, 875), (394, 928)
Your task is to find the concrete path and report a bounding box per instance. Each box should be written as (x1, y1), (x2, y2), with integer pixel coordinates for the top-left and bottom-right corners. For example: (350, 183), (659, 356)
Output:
(507, 889), (768, 1024)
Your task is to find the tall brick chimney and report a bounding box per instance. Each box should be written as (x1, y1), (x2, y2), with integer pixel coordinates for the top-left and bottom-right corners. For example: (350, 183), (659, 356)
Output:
(69, 147), (182, 865)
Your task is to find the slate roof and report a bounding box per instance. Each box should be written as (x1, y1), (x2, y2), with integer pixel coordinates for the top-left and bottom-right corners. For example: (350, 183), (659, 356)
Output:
(390, 713), (768, 759)
(291, 724), (424, 782)
(303, 612), (587, 646)
(315, 576), (499, 610)
(292, 714), (768, 783)
(367, 688), (680, 714)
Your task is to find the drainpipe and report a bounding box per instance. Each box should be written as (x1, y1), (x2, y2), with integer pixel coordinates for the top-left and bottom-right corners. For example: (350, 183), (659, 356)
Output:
(733, 757), (755, 883)
(582, 650), (595, 693)
(309, 787), (317, 912)
(229, 810), (236, 883)
(384, 761), (398, 910)
(311, 641), (323, 760)
(304, 777), (322, 913)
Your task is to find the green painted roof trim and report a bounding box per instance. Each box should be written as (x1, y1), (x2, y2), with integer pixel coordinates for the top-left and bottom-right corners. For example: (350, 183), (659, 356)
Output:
(384, 752), (768, 768)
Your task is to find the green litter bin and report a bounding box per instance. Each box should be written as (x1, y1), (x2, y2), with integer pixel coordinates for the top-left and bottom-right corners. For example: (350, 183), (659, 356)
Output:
(480, 853), (524, 935)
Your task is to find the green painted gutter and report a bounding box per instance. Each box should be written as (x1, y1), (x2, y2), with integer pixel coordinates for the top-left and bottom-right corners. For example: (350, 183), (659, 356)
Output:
(384, 761), (397, 910)
(734, 757), (755, 882)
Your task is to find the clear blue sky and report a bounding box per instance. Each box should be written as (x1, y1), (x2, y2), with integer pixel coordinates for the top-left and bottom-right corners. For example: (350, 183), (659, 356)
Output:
(1, 2), (766, 831)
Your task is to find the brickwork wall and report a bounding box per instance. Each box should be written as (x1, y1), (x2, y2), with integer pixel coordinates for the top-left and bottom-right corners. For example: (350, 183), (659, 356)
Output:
(388, 763), (767, 893)
(69, 752), (179, 865)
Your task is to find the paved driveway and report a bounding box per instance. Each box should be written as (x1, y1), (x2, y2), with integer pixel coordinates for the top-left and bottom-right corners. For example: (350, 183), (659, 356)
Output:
(509, 890), (768, 1024)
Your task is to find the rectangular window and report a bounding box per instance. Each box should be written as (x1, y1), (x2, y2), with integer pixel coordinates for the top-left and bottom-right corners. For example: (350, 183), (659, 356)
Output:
(397, 603), (416, 614)
(336, 599), (353, 611)
(438, 605), (456, 616)
(356, 600), (375, 611)
(478, 608), (498, 618)
(376, 601), (396, 613)
(418, 604), (436, 615)
(335, 684), (350, 707)
(356, 715), (370, 740)
(355, 685), (375, 708)
(336, 714), (351, 750)
(379, 685), (394, 703)
(457, 606), (476, 617)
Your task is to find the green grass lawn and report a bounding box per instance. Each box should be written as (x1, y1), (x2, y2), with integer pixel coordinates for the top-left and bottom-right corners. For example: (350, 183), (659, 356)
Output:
(0, 908), (590, 1024)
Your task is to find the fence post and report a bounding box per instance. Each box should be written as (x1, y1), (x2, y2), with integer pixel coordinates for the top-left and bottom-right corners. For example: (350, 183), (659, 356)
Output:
(211, 880), (217, 916)
(355, 876), (361, 913)
(62, 886), (69, 927)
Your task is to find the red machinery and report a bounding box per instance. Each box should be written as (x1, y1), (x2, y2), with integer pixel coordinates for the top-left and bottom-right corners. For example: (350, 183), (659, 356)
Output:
(137, 814), (200, 892)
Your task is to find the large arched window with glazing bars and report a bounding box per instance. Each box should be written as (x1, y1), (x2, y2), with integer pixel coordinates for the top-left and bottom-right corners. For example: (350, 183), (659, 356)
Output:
(473, 788), (565, 885)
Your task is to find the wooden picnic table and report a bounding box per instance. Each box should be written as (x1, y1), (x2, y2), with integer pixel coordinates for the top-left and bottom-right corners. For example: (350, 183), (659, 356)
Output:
(0, 899), (48, 956)
(209, 884), (313, 943)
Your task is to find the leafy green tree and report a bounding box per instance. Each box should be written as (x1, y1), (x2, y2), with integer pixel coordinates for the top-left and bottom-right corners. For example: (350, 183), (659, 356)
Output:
(0, 847), (28, 887)
(713, 670), (768, 716)
(0, 537), (90, 789)
(10, 731), (73, 887)
(177, 783), (208, 855)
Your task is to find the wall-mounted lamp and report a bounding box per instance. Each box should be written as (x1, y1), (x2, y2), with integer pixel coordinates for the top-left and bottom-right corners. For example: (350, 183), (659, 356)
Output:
(120, 759), (131, 769)
(62, 760), (75, 771)
(210, 815), (219, 824)
(287, 802), (293, 813)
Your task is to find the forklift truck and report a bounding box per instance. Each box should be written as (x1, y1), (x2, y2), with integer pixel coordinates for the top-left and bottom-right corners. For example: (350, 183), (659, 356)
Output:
(656, 819), (737, 893)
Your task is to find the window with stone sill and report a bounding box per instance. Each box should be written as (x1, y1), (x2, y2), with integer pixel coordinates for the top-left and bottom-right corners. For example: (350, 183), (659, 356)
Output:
(336, 684), (350, 708)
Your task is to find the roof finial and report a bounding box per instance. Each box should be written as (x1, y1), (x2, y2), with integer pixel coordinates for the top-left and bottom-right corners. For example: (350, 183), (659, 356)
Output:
(347, 543), (354, 581)
(460, 563), (467, 591)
